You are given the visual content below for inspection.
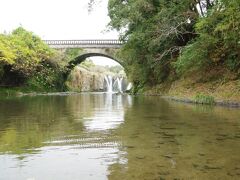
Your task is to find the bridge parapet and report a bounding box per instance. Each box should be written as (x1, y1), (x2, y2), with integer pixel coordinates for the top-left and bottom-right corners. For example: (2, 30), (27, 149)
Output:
(44, 39), (122, 49)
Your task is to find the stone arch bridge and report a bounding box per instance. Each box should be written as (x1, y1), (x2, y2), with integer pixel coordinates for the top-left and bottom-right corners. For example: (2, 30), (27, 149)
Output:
(44, 40), (124, 74)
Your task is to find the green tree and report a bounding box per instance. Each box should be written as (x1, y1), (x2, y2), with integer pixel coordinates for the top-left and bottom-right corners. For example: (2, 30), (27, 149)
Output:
(0, 35), (16, 64)
(175, 0), (240, 74)
(108, 0), (199, 87)
(10, 27), (54, 76)
(0, 27), (63, 88)
(108, 0), (240, 92)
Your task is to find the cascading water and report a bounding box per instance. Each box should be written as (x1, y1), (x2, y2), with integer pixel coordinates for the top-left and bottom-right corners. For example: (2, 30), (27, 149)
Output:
(126, 82), (133, 91)
(116, 77), (123, 93)
(104, 75), (113, 93)
(104, 75), (124, 93)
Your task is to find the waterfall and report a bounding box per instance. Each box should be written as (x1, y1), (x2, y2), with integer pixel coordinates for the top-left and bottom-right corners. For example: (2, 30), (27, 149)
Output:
(104, 75), (113, 93)
(126, 82), (133, 91)
(113, 77), (123, 93)
(104, 75), (124, 93)
(116, 77), (123, 93)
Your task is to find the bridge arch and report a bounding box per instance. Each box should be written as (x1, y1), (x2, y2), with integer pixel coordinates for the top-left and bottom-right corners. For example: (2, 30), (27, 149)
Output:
(67, 53), (124, 70)
(64, 52), (125, 79)
(44, 39), (125, 78)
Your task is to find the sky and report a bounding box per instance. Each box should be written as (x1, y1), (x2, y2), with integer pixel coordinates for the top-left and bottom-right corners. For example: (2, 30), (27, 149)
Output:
(0, 0), (120, 66)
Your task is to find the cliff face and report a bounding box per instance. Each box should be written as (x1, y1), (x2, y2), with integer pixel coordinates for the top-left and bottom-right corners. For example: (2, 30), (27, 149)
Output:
(66, 67), (105, 92)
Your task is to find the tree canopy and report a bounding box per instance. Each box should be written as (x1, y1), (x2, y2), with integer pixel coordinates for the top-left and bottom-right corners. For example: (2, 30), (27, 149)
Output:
(0, 27), (54, 77)
(0, 27), (66, 90)
(108, 0), (240, 90)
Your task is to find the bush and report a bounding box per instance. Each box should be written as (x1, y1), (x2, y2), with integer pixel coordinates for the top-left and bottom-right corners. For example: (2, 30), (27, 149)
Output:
(0, 27), (55, 86)
(194, 93), (215, 105)
(27, 60), (66, 92)
(175, 0), (240, 75)
(174, 35), (217, 74)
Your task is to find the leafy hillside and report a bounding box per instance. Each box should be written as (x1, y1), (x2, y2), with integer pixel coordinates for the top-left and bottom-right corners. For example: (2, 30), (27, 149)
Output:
(0, 27), (66, 91)
(108, 0), (240, 95)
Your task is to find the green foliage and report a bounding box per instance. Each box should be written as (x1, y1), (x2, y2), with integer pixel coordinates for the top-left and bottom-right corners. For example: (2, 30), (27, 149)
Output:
(0, 27), (65, 91)
(106, 65), (123, 74)
(80, 59), (95, 69)
(0, 64), (4, 79)
(194, 93), (215, 105)
(0, 27), (54, 77)
(64, 48), (83, 62)
(174, 34), (217, 74)
(27, 62), (65, 92)
(175, 0), (240, 74)
(0, 35), (16, 64)
(108, 0), (198, 88)
(108, 0), (240, 93)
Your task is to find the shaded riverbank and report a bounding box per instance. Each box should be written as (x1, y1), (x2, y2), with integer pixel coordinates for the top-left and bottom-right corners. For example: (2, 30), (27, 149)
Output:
(1, 88), (240, 109)
(163, 96), (240, 108)
(141, 71), (240, 108)
(140, 93), (240, 108)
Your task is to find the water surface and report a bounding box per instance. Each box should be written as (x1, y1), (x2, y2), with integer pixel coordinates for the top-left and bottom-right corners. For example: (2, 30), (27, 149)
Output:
(0, 93), (239, 179)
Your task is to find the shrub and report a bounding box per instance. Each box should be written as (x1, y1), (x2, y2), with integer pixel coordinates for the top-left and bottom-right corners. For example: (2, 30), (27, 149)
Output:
(0, 27), (55, 86)
(194, 93), (215, 105)
(27, 60), (65, 92)
(175, 0), (240, 75)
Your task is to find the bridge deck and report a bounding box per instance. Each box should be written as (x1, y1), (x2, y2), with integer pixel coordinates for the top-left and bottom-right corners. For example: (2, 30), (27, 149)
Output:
(44, 39), (122, 49)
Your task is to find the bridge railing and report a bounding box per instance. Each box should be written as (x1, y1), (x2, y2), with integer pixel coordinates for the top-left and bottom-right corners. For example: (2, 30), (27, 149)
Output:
(43, 39), (123, 48)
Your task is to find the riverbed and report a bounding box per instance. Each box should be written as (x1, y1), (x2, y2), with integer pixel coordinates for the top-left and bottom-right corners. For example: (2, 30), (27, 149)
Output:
(0, 93), (239, 179)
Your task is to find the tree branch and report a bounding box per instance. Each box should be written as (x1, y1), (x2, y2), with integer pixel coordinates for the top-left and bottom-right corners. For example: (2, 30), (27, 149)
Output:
(152, 46), (183, 66)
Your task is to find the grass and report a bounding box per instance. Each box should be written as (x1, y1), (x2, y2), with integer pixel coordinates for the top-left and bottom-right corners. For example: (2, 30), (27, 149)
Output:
(194, 93), (215, 105)
(0, 87), (37, 97)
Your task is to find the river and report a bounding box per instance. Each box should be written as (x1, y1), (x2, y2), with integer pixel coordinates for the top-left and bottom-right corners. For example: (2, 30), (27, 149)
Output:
(0, 93), (239, 180)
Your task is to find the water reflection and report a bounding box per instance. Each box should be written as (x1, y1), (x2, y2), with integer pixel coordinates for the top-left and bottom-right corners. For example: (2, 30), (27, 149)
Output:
(0, 93), (132, 180)
(108, 97), (240, 180)
(0, 94), (240, 180)
(84, 94), (124, 131)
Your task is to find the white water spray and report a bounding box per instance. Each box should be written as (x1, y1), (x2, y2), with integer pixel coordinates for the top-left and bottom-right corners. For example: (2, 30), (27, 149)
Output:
(105, 75), (124, 93)
(104, 75), (113, 93)
(116, 77), (123, 93)
(126, 82), (133, 91)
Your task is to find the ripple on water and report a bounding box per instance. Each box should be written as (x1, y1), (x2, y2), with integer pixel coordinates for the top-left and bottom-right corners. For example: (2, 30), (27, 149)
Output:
(0, 94), (240, 180)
